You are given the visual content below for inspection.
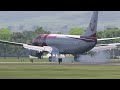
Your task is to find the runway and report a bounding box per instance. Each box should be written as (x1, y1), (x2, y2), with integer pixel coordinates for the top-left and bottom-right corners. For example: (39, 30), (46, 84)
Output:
(0, 61), (120, 66)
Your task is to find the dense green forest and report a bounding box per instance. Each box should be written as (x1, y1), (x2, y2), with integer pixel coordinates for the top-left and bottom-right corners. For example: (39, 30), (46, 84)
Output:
(0, 26), (120, 58)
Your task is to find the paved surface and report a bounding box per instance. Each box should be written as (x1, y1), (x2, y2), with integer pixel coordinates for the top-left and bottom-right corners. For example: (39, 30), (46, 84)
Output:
(0, 62), (120, 66)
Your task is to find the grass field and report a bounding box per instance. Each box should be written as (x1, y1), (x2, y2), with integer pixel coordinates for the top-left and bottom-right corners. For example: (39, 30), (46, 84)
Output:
(0, 57), (49, 62)
(0, 57), (120, 79)
(1, 63), (120, 79)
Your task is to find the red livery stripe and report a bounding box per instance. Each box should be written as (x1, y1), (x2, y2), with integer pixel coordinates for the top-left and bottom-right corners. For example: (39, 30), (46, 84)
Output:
(47, 35), (56, 38)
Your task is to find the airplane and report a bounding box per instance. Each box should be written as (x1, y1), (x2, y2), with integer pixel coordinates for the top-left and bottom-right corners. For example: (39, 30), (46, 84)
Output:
(0, 11), (120, 62)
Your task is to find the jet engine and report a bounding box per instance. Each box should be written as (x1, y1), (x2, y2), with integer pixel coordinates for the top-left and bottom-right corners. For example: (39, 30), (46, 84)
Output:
(29, 50), (43, 59)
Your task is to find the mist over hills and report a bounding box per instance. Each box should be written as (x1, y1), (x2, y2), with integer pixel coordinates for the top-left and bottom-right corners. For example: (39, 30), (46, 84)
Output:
(0, 11), (120, 33)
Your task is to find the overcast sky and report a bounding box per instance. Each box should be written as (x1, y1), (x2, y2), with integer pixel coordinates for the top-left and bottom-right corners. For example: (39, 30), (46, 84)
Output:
(0, 11), (120, 30)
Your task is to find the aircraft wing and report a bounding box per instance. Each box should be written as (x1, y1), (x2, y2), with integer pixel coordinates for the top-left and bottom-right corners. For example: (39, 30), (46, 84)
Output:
(97, 37), (120, 41)
(91, 43), (120, 52)
(91, 45), (117, 52)
(0, 40), (23, 46)
(0, 40), (53, 53)
(23, 44), (53, 53)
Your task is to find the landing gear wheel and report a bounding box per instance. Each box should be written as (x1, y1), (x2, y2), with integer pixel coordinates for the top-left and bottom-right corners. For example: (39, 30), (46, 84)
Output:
(58, 58), (62, 64)
(74, 55), (80, 62)
(49, 56), (52, 62)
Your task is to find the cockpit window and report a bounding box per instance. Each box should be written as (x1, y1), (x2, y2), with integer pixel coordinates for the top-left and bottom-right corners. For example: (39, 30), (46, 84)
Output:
(32, 35), (40, 45)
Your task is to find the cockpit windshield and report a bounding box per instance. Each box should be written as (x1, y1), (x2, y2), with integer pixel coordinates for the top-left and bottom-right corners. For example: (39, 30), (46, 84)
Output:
(32, 34), (47, 46)
(32, 35), (41, 46)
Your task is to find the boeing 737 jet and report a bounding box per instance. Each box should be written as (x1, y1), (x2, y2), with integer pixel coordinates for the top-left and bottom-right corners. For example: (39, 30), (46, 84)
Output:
(0, 11), (120, 61)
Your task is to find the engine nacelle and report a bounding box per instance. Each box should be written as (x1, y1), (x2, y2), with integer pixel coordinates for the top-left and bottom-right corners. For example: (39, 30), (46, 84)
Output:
(29, 50), (43, 59)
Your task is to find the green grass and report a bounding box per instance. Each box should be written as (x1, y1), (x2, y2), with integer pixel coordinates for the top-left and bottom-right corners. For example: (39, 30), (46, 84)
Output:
(0, 57), (49, 62)
(0, 57), (120, 79)
(0, 63), (120, 79)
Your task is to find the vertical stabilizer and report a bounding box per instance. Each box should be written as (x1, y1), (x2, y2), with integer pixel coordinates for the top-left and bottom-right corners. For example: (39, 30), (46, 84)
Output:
(82, 11), (98, 37)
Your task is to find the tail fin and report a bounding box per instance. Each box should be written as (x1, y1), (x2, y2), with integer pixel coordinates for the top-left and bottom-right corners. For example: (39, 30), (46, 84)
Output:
(82, 11), (98, 38)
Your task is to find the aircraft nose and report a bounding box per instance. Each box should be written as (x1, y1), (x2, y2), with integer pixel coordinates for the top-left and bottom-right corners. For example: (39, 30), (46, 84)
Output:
(32, 42), (39, 46)
(32, 39), (39, 46)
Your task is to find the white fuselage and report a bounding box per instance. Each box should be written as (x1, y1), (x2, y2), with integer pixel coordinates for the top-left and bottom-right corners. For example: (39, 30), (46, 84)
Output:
(32, 34), (97, 54)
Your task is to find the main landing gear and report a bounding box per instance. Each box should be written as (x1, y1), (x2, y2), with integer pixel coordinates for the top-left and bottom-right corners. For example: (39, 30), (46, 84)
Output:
(48, 53), (62, 64)
(58, 58), (62, 64)
(74, 54), (80, 62)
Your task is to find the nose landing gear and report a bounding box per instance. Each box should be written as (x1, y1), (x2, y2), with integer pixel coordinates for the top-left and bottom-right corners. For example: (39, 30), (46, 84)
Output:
(58, 58), (62, 64)
(48, 53), (62, 64)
